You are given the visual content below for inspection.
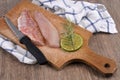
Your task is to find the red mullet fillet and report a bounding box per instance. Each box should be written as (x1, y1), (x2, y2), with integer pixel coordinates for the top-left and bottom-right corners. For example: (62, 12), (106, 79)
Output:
(34, 11), (60, 48)
(18, 9), (45, 46)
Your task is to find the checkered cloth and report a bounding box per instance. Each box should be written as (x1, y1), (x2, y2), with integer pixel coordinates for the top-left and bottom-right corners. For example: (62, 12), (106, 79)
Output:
(0, 0), (118, 64)
(32, 0), (118, 33)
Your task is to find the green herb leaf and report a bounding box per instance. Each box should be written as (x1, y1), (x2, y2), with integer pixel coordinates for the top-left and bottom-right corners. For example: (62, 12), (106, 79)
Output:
(61, 20), (75, 49)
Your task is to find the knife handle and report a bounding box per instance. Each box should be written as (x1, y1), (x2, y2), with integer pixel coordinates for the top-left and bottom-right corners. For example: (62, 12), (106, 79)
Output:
(20, 36), (47, 65)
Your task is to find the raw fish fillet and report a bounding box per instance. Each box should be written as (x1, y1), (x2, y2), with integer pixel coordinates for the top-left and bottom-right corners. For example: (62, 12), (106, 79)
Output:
(34, 11), (60, 48)
(18, 9), (45, 46)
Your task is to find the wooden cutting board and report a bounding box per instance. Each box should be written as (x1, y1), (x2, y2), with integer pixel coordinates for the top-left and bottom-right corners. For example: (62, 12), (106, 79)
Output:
(0, 0), (117, 75)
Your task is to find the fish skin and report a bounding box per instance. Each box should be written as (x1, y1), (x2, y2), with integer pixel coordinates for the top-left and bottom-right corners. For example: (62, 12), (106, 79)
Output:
(34, 11), (60, 48)
(18, 9), (45, 46)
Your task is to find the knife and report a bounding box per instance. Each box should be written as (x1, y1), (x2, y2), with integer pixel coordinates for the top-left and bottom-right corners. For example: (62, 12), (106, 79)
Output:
(4, 16), (47, 65)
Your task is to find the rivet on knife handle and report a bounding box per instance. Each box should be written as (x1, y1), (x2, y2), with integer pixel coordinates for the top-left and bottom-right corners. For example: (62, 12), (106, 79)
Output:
(4, 16), (47, 65)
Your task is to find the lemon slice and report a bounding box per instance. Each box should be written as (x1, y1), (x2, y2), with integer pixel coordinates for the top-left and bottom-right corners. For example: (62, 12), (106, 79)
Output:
(60, 33), (83, 52)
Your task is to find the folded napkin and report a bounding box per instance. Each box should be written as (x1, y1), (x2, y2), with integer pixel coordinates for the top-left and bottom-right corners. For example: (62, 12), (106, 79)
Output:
(0, 0), (118, 64)
(32, 0), (118, 33)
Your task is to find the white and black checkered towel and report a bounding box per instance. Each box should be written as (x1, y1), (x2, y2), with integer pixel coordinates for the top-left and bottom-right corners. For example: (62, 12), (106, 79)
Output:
(0, 0), (118, 64)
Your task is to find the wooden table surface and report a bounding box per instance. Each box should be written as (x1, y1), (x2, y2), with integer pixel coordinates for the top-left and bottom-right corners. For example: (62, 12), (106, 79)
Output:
(0, 0), (120, 80)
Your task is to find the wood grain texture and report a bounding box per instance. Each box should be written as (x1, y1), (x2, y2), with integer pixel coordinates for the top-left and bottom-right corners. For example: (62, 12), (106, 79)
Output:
(0, 0), (117, 74)
(0, 0), (120, 80)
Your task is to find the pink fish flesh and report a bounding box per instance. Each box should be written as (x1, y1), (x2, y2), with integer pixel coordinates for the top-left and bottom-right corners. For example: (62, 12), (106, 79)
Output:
(18, 9), (45, 46)
(34, 11), (60, 48)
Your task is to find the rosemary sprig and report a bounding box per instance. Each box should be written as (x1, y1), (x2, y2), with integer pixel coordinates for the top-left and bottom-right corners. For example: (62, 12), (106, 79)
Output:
(62, 20), (75, 49)
(63, 20), (74, 36)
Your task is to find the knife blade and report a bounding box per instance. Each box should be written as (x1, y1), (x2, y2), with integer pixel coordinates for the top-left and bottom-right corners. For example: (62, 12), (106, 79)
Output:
(4, 16), (47, 65)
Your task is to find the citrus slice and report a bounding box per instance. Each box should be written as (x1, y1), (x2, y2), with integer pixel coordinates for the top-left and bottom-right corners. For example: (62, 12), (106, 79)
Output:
(60, 33), (83, 52)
